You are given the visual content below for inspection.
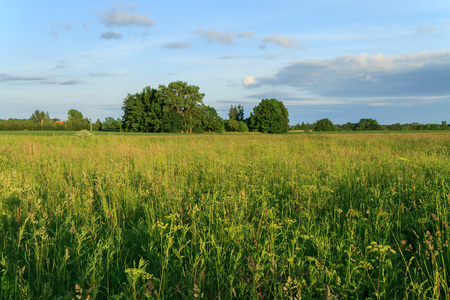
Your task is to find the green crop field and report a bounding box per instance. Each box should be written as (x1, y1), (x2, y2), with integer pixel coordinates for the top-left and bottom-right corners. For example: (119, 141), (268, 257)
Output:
(0, 132), (449, 299)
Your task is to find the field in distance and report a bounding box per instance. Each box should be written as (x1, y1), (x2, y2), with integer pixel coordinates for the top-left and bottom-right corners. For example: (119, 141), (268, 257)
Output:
(0, 132), (449, 298)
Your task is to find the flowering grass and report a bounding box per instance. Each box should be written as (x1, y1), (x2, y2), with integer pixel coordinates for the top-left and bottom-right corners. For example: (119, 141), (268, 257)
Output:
(0, 132), (449, 299)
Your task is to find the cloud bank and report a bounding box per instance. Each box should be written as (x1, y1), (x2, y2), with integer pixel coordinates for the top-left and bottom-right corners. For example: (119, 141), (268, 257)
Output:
(250, 49), (450, 99)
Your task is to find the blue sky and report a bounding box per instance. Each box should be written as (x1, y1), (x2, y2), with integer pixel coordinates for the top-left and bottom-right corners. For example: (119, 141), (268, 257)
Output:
(1, 0), (449, 125)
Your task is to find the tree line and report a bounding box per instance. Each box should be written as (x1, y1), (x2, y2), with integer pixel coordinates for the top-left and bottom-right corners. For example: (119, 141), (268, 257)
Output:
(292, 118), (450, 132)
(0, 109), (123, 132)
(1, 80), (447, 133)
(121, 81), (290, 133)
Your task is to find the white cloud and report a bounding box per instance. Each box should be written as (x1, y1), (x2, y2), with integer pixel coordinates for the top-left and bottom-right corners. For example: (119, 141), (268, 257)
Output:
(263, 35), (303, 49)
(324, 50), (450, 73)
(196, 29), (254, 44)
(243, 75), (258, 87)
(100, 8), (155, 27)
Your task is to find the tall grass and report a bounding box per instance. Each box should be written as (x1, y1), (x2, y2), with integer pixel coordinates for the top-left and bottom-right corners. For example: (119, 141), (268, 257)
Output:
(0, 133), (449, 299)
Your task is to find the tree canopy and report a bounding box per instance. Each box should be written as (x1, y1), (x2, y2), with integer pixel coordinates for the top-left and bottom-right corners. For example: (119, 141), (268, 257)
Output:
(68, 109), (83, 121)
(122, 81), (223, 133)
(315, 118), (336, 131)
(102, 117), (121, 130)
(357, 118), (382, 131)
(228, 104), (244, 121)
(249, 98), (289, 133)
(158, 81), (205, 133)
(30, 110), (50, 124)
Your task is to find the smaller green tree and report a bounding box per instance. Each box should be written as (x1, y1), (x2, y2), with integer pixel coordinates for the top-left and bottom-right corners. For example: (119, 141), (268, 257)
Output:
(237, 121), (249, 132)
(93, 119), (102, 131)
(314, 118), (336, 131)
(200, 105), (224, 133)
(102, 117), (121, 130)
(226, 119), (239, 132)
(228, 105), (244, 121)
(30, 110), (50, 124)
(249, 98), (289, 133)
(68, 109), (83, 121)
(67, 109), (88, 130)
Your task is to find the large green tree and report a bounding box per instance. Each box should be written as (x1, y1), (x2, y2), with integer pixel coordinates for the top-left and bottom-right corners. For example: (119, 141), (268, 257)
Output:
(122, 86), (162, 132)
(249, 98), (289, 133)
(158, 81), (205, 133)
(122, 81), (221, 133)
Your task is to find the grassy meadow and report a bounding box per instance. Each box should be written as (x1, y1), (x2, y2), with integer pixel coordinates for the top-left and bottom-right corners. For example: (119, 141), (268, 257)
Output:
(0, 132), (449, 299)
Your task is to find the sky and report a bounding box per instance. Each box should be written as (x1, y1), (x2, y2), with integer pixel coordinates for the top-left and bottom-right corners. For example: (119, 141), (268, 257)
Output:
(1, 0), (449, 125)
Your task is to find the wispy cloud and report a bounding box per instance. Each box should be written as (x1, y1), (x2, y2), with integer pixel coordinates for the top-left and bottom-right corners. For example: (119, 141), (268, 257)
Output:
(164, 42), (190, 49)
(235, 31), (254, 38)
(220, 56), (239, 59)
(196, 28), (254, 45)
(263, 35), (304, 49)
(49, 22), (72, 37)
(264, 53), (283, 59)
(60, 80), (83, 86)
(417, 26), (436, 33)
(0, 73), (83, 86)
(0, 74), (46, 82)
(61, 23), (72, 31)
(88, 72), (114, 77)
(100, 31), (123, 40)
(368, 102), (391, 106)
(100, 6), (155, 27)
